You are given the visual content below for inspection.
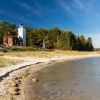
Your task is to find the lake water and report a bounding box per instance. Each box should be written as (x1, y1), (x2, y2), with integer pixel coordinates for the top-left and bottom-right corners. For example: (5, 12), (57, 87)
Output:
(24, 57), (100, 100)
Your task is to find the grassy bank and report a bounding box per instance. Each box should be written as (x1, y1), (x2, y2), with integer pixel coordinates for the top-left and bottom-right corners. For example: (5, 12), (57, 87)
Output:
(0, 57), (22, 67)
(0, 46), (97, 57)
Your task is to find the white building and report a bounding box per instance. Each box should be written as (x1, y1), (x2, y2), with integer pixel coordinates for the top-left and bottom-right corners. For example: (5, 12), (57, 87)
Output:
(18, 24), (26, 46)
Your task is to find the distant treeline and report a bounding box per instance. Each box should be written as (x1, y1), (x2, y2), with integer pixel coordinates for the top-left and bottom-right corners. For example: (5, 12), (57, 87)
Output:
(0, 21), (94, 51)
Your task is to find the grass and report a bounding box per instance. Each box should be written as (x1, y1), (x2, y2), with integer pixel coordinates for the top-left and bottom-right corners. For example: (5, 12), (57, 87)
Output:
(0, 46), (99, 58)
(0, 57), (22, 67)
(0, 49), (96, 58)
(8, 46), (39, 51)
(0, 46), (99, 67)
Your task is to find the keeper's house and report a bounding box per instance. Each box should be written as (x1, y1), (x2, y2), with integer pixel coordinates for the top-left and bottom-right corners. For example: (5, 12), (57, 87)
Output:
(3, 24), (26, 47)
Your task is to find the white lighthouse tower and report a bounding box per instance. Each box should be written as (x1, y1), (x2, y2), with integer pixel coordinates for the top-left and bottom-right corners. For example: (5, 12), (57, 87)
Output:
(18, 24), (26, 46)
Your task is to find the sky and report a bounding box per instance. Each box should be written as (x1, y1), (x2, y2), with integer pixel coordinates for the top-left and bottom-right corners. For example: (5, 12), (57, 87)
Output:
(0, 0), (100, 48)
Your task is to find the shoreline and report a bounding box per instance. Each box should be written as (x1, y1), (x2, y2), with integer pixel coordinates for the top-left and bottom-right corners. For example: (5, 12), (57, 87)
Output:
(0, 54), (100, 100)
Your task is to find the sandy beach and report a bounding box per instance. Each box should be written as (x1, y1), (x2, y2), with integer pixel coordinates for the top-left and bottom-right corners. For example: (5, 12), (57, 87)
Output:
(0, 54), (100, 100)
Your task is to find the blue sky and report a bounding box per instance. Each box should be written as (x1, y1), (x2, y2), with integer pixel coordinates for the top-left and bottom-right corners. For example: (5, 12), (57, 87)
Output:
(0, 0), (100, 48)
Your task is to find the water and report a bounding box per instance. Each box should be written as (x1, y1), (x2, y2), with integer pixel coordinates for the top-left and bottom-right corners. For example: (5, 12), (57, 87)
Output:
(24, 57), (100, 100)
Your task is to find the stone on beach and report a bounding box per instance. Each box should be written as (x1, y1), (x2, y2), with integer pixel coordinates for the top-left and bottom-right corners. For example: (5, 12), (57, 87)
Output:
(32, 78), (38, 82)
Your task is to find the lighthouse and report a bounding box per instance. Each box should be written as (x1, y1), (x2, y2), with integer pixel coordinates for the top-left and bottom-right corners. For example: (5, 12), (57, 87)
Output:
(18, 24), (26, 46)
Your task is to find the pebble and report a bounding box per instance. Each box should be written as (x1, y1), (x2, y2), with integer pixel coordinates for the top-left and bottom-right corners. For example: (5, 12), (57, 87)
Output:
(32, 78), (38, 82)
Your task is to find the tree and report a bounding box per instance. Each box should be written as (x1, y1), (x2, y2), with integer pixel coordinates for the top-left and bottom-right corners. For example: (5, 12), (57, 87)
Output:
(0, 21), (94, 51)
(68, 31), (77, 50)
(27, 28), (47, 48)
(0, 21), (16, 33)
(60, 30), (77, 50)
(86, 37), (94, 51)
(77, 35), (86, 51)
(0, 21), (17, 44)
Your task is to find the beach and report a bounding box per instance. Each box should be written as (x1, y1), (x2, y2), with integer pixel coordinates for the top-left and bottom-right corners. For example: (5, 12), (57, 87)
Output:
(0, 1), (99, 99)
(0, 53), (100, 100)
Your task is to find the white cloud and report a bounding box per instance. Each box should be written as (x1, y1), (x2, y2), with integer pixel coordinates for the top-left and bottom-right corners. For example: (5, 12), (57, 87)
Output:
(74, 0), (85, 9)
(56, 0), (95, 14)
(84, 33), (100, 48)
(0, 9), (16, 18)
(45, 8), (60, 14)
(73, 0), (95, 11)
(14, 0), (44, 17)
(0, 9), (32, 25)
(91, 36), (100, 48)
(56, 0), (74, 15)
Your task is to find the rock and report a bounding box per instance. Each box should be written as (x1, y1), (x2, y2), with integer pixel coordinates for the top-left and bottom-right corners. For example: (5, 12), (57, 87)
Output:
(14, 87), (20, 92)
(8, 87), (20, 95)
(14, 88), (20, 95)
(32, 78), (38, 82)
(14, 92), (20, 95)
(11, 81), (19, 87)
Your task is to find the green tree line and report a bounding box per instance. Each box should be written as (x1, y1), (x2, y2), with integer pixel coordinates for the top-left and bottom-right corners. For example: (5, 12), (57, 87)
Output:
(0, 21), (94, 51)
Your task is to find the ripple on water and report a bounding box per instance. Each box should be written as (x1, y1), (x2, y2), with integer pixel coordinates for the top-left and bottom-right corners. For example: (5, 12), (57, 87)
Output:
(26, 57), (100, 100)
